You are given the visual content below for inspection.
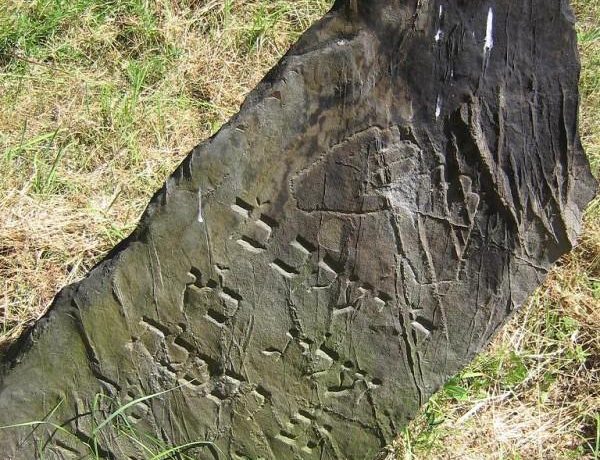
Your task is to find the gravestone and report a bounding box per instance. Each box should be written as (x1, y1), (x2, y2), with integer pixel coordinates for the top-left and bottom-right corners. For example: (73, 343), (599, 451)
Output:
(0, 0), (596, 458)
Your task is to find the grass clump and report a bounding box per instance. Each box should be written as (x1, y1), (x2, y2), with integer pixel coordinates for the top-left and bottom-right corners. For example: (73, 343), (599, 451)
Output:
(0, 386), (217, 459)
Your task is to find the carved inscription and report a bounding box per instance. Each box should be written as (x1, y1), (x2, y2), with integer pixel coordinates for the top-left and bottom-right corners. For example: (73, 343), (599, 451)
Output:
(230, 194), (433, 341)
(232, 197), (278, 253)
(122, 190), (435, 454)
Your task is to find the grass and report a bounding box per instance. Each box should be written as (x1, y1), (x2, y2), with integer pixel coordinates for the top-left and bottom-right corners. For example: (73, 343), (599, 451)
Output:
(0, 1), (597, 459)
(0, 386), (217, 459)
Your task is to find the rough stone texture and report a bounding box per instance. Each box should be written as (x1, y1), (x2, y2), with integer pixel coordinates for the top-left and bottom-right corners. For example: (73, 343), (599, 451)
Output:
(0, 0), (596, 459)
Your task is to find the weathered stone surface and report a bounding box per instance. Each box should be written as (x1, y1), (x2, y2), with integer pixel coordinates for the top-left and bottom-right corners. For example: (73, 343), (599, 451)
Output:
(0, 0), (596, 458)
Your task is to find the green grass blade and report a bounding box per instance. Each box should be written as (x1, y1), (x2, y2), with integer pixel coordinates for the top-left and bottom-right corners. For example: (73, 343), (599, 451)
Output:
(150, 441), (222, 460)
(92, 385), (182, 435)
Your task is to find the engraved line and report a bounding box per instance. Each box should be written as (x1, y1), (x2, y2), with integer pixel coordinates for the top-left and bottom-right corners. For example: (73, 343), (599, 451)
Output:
(140, 317), (171, 338)
(237, 236), (265, 253)
(270, 259), (299, 278)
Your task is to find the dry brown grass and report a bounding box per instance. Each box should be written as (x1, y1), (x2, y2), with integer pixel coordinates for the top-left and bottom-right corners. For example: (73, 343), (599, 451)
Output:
(0, 0), (330, 343)
(0, 1), (598, 458)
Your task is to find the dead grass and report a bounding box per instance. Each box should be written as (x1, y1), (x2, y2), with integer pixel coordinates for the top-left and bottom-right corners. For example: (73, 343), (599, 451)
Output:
(0, 1), (597, 459)
(0, 0), (330, 341)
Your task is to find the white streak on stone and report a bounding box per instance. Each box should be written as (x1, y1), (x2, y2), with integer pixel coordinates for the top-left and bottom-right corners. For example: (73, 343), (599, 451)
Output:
(165, 178), (173, 203)
(197, 189), (204, 223)
(484, 7), (494, 52)
(435, 5), (444, 42)
(435, 95), (442, 119)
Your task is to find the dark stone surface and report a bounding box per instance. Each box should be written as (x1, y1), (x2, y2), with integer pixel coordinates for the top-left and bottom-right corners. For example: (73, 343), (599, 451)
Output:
(0, 0), (596, 458)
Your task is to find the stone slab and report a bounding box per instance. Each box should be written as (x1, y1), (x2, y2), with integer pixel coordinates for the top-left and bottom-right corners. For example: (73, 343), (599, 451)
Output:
(0, 1), (596, 459)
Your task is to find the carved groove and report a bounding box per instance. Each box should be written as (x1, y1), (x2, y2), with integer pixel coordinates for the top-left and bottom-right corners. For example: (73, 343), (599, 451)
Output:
(237, 236), (265, 253)
(141, 317), (171, 337)
(275, 431), (298, 446)
(259, 214), (278, 230)
(270, 259), (299, 278)
(231, 197), (254, 218)
(173, 336), (196, 354)
(206, 309), (228, 326)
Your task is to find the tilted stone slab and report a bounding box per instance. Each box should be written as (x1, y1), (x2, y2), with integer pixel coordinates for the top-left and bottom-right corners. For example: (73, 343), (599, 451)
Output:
(0, 0), (596, 458)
